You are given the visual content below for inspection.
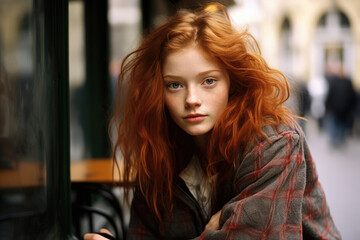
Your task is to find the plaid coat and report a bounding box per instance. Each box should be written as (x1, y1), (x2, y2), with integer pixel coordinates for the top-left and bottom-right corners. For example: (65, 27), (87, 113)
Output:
(127, 123), (341, 240)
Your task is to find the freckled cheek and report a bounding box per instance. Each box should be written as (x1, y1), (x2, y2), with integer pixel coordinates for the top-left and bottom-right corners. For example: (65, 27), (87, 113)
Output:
(213, 98), (228, 112)
(164, 95), (181, 116)
(213, 89), (229, 104)
(210, 92), (229, 116)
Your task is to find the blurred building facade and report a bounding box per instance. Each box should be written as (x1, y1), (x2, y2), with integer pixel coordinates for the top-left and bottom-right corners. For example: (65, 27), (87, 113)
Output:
(229, 0), (360, 91)
(225, 0), (360, 127)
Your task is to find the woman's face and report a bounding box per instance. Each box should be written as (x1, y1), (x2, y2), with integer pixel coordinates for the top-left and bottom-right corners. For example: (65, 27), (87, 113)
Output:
(163, 45), (230, 137)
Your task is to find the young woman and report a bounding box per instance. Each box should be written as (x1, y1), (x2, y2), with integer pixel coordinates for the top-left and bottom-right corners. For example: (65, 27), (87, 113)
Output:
(85, 3), (340, 240)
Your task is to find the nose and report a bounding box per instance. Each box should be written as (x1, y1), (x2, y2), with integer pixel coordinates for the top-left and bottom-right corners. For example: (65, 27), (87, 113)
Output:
(185, 86), (201, 108)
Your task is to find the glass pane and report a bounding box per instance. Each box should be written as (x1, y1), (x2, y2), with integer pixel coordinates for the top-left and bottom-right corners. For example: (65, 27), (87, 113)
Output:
(69, 0), (113, 160)
(0, 0), (48, 238)
(0, 0), (73, 238)
(109, 0), (141, 76)
(108, 0), (141, 145)
(69, 1), (86, 161)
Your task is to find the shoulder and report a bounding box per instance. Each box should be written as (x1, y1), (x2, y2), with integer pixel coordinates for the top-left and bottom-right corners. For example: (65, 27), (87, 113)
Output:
(260, 120), (304, 143)
(238, 119), (306, 168)
(245, 119), (305, 157)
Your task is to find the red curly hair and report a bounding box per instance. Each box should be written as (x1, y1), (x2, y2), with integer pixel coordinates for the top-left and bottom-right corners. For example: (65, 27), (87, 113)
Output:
(110, 3), (294, 221)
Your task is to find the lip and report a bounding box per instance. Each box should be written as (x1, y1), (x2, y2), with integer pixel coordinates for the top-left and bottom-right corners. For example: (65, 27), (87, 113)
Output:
(184, 114), (207, 123)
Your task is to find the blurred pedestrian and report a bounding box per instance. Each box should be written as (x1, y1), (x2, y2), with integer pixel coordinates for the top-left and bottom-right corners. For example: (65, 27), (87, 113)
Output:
(295, 81), (311, 132)
(308, 75), (328, 131)
(325, 61), (357, 147)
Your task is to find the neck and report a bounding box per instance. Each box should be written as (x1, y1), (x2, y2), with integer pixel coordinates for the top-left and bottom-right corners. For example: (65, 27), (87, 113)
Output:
(193, 132), (210, 155)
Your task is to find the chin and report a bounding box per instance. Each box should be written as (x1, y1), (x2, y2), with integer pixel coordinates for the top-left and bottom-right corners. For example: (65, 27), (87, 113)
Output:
(184, 127), (211, 136)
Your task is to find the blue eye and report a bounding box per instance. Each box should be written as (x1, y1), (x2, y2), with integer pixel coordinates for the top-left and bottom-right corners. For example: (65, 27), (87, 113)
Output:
(204, 78), (216, 85)
(168, 82), (181, 89)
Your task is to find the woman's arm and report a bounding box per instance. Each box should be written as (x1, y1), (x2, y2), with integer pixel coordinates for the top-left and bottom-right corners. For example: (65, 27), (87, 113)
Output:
(126, 190), (159, 240)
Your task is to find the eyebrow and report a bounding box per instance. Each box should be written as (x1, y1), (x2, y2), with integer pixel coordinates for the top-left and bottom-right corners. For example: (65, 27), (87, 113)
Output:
(163, 69), (222, 79)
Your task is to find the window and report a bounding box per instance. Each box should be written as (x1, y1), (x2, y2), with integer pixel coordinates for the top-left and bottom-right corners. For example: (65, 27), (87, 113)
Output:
(0, 0), (73, 238)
